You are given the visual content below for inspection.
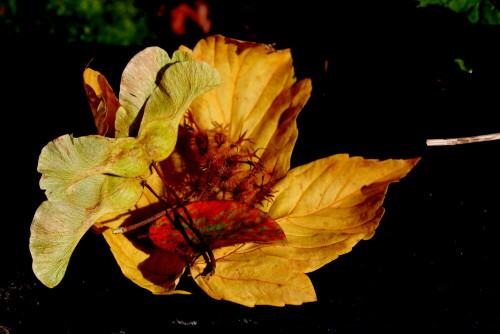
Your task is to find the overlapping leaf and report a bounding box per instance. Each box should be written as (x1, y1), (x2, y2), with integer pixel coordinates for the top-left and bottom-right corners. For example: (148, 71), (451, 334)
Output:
(191, 244), (317, 307)
(117, 46), (172, 137)
(38, 135), (150, 202)
(180, 35), (312, 179)
(260, 154), (420, 273)
(31, 47), (221, 289)
(149, 201), (285, 255)
(192, 154), (419, 306)
(83, 68), (120, 137)
(117, 48), (212, 139)
(137, 56), (220, 162)
(96, 174), (189, 295)
(30, 175), (144, 287)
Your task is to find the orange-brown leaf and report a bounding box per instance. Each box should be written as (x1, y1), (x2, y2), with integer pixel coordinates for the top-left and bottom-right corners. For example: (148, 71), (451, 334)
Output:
(83, 68), (119, 137)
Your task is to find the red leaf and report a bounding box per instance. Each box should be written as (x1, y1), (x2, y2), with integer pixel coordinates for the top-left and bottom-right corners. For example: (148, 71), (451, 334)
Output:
(149, 201), (285, 255)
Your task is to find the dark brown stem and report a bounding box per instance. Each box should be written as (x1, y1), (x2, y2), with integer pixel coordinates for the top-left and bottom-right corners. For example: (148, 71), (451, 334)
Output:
(144, 182), (170, 207)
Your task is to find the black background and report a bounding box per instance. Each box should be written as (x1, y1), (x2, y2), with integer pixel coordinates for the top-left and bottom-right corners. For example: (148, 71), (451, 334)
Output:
(2, 0), (500, 332)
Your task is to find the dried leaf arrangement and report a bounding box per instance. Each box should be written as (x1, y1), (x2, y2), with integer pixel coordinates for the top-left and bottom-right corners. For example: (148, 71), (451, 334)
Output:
(30, 35), (419, 306)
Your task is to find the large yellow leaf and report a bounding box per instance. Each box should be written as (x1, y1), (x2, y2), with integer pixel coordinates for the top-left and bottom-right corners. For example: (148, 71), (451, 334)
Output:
(257, 78), (312, 179)
(192, 155), (418, 305)
(181, 35), (312, 178)
(191, 244), (317, 307)
(259, 154), (420, 273)
(137, 56), (220, 162)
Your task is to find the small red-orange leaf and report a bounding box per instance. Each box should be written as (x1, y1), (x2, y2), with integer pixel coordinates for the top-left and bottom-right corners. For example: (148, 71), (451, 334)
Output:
(148, 201), (285, 255)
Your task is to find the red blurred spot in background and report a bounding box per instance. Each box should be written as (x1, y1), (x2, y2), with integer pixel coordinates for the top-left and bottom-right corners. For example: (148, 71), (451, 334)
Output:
(170, 0), (211, 35)
(157, 4), (167, 17)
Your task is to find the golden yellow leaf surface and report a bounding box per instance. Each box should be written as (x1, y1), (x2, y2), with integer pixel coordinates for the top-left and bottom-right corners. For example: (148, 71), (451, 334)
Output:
(192, 155), (419, 305)
(191, 244), (317, 307)
(260, 154), (420, 273)
(180, 35), (312, 179)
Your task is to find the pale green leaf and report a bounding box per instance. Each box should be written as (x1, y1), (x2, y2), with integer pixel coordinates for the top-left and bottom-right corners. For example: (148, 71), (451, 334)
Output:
(30, 175), (143, 288)
(117, 46), (173, 137)
(38, 134), (150, 202)
(32, 133), (150, 288)
(31, 47), (220, 289)
(116, 47), (194, 138)
(137, 58), (220, 162)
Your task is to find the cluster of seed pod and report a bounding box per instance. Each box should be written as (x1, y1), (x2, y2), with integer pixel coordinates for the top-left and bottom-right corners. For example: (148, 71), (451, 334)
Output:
(174, 113), (275, 207)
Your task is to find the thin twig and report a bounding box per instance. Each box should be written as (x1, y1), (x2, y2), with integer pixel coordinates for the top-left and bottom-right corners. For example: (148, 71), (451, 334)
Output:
(426, 133), (500, 146)
(113, 210), (168, 234)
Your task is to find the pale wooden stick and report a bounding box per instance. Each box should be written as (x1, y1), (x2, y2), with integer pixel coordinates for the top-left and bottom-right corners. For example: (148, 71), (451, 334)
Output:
(426, 133), (500, 146)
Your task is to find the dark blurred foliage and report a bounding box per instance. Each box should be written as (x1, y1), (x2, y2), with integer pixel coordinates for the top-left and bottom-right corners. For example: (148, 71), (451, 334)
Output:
(416, 0), (500, 24)
(0, 0), (214, 46)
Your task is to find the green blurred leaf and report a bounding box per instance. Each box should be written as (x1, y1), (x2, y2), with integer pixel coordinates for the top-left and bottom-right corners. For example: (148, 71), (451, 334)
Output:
(416, 0), (500, 24)
(45, 0), (150, 45)
(454, 58), (473, 73)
